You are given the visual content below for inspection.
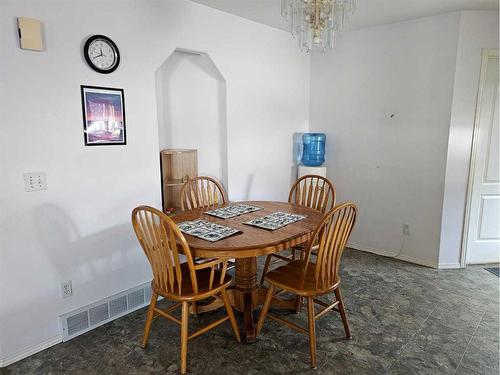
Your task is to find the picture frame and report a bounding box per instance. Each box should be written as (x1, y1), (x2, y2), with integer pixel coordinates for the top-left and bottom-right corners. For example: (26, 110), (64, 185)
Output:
(80, 85), (126, 146)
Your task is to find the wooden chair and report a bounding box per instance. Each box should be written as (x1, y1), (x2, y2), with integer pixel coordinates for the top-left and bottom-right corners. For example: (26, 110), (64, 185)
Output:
(257, 202), (357, 369)
(131, 206), (240, 374)
(180, 176), (228, 211)
(180, 176), (234, 294)
(260, 175), (336, 285)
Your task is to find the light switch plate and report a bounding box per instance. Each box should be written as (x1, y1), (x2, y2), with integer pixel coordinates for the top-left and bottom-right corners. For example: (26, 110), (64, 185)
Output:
(23, 172), (47, 192)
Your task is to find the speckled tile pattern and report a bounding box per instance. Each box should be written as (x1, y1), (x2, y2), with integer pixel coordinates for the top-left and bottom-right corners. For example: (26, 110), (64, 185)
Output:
(4, 249), (499, 374)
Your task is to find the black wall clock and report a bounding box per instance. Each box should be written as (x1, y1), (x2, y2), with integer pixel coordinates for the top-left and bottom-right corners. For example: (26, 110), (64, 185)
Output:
(83, 35), (120, 74)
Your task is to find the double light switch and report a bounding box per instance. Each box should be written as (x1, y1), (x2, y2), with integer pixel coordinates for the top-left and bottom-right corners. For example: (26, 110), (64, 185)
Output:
(23, 172), (47, 192)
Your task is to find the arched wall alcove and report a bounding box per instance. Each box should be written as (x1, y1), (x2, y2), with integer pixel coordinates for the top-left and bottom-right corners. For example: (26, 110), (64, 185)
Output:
(155, 48), (229, 190)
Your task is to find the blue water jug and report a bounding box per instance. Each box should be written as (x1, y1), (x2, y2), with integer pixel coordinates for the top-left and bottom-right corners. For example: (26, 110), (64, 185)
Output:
(302, 133), (326, 167)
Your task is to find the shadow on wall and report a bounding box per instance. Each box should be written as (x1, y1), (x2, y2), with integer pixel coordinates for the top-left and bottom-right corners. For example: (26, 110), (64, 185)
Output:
(155, 48), (229, 192)
(34, 204), (145, 293)
(0, 204), (149, 354)
(292, 132), (304, 165)
(243, 174), (254, 201)
(290, 132), (304, 186)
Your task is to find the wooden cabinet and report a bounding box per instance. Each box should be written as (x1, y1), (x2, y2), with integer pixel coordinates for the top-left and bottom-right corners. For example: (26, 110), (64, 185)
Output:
(161, 149), (197, 214)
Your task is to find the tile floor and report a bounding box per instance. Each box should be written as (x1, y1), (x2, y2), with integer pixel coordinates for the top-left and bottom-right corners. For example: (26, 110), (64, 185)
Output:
(3, 249), (499, 374)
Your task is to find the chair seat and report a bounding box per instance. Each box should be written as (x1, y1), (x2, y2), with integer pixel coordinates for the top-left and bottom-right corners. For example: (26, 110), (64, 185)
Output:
(264, 260), (339, 296)
(154, 262), (232, 301)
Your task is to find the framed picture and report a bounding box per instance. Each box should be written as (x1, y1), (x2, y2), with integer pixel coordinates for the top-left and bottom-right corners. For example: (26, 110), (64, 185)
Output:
(80, 85), (126, 145)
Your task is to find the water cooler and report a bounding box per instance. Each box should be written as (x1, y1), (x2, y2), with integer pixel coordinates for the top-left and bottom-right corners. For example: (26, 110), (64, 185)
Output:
(299, 133), (327, 178)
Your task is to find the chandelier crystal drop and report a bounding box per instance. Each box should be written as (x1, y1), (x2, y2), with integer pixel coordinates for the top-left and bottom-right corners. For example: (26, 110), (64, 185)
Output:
(281, 0), (356, 53)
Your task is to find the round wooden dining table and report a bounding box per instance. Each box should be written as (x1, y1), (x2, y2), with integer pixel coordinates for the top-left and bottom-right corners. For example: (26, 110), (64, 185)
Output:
(171, 201), (324, 343)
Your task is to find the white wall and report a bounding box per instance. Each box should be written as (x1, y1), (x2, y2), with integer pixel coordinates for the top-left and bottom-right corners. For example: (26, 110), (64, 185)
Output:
(309, 12), (462, 268)
(438, 11), (499, 268)
(0, 0), (310, 364)
(156, 51), (228, 186)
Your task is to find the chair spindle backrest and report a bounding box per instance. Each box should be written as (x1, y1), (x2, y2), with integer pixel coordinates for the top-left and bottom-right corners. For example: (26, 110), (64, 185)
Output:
(132, 206), (198, 295)
(302, 202), (357, 291)
(180, 176), (228, 211)
(288, 175), (336, 213)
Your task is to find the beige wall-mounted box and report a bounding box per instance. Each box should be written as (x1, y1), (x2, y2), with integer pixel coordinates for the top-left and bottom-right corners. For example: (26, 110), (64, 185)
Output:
(17, 17), (44, 51)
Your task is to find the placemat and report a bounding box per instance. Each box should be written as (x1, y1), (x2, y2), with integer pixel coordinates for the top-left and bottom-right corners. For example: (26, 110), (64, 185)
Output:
(204, 204), (262, 219)
(243, 211), (306, 231)
(177, 219), (241, 242)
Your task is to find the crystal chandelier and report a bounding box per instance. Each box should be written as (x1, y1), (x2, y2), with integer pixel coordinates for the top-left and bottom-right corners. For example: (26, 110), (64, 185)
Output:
(281, 0), (356, 53)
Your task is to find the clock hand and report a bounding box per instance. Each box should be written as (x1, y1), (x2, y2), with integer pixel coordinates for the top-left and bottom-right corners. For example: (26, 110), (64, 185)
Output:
(94, 48), (103, 58)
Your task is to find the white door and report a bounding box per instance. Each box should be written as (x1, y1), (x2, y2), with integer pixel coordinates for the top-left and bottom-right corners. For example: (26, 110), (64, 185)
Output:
(466, 50), (500, 264)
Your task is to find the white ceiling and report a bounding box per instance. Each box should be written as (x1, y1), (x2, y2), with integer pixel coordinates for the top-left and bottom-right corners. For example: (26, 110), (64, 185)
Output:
(190, 0), (499, 31)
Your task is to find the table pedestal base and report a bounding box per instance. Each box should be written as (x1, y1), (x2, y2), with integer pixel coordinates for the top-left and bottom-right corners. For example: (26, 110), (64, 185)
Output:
(190, 257), (297, 343)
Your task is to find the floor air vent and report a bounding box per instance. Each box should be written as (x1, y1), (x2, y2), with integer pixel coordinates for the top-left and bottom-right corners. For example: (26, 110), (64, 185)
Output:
(109, 295), (127, 317)
(128, 289), (145, 309)
(89, 303), (109, 326)
(67, 311), (89, 336)
(60, 281), (152, 341)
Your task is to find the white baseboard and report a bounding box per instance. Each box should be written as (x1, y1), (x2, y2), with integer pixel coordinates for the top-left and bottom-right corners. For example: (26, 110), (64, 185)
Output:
(347, 242), (438, 269)
(466, 260), (500, 265)
(437, 262), (463, 269)
(0, 335), (62, 368)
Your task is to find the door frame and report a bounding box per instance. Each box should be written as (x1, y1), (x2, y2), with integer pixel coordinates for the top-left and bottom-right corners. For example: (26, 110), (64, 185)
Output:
(460, 49), (499, 267)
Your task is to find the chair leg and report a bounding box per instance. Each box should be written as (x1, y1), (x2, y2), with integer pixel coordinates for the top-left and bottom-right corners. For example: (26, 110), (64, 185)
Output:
(294, 296), (303, 314)
(256, 285), (274, 336)
(221, 289), (241, 342)
(180, 301), (189, 374)
(307, 297), (317, 370)
(192, 302), (198, 317)
(141, 291), (158, 348)
(260, 255), (273, 285)
(335, 288), (351, 339)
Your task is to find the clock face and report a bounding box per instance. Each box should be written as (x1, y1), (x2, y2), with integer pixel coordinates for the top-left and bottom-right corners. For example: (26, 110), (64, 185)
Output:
(84, 35), (120, 74)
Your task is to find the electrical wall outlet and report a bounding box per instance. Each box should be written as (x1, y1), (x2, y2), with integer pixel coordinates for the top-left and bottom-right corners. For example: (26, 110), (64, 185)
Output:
(61, 280), (73, 298)
(23, 172), (47, 192)
(402, 223), (410, 236)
